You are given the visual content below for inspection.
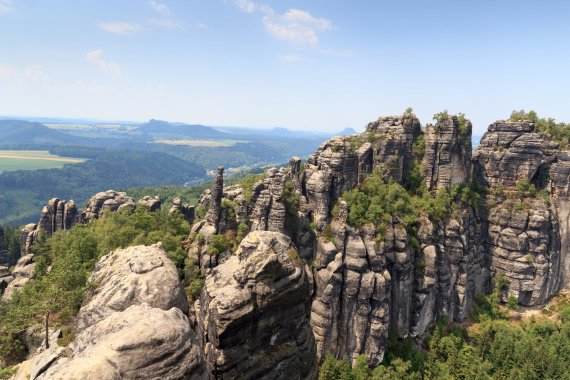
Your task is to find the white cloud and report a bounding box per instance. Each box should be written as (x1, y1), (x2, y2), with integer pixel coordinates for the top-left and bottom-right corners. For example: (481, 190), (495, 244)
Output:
(149, 18), (184, 29)
(85, 49), (121, 77)
(263, 8), (332, 46)
(233, 0), (256, 14)
(0, 64), (50, 85)
(229, 2), (332, 46)
(0, 0), (13, 14)
(281, 55), (310, 63)
(98, 22), (141, 36)
(149, 1), (171, 15)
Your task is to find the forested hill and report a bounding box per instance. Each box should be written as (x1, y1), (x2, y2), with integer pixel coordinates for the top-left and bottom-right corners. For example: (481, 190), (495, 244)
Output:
(0, 120), (85, 145)
(0, 150), (204, 225)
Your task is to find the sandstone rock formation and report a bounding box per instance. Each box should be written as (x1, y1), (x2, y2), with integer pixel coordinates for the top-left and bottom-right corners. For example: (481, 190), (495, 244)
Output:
(186, 112), (568, 367)
(137, 195), (161, 212)
(423, 115), (472, 190)
(80, 190), (135, 223)
(170, 197), (195, 222)
(23, 244), (204, 379)
(474, 120), (566, 305)
(196, 231), (316, 379)
(8, 111), (570, 377)
(76, 243), (189, 331)
(19, 198), (78, 255)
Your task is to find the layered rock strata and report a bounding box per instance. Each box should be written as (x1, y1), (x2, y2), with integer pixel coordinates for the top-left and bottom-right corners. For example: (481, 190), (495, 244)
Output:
(474, 120), (566, 304)
(196, 231), (316, 379)
(423, 116), (472, 190)
(19, 199), (78, 255)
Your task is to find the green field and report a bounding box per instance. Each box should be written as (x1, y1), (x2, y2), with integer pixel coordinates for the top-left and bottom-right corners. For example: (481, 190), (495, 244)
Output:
(0, 150), (87, 173)
(153, 139), (243, 147)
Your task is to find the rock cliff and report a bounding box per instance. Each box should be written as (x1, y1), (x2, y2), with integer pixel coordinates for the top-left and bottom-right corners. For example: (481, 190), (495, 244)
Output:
(18, 244), (204, 380)
(7, 111), (570, 378)
(184, 112), (569, 369)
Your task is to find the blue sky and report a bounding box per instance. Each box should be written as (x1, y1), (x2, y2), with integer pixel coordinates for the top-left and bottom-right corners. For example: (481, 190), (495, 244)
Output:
(0, 0), (569, 134)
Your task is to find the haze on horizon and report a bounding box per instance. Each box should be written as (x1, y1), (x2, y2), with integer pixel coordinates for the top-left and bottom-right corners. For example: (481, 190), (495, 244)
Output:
(0, 0), (569, 135)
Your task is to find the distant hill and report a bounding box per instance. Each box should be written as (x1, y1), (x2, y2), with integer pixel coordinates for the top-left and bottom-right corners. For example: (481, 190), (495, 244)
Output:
(0, 120), (84, 145)
(336, 128), (359, 135)
(137, 119), (232, 139)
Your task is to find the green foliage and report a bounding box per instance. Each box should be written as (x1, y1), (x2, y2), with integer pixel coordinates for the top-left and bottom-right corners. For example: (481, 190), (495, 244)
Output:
(123, 184), (208, 208)
(456, 113), (469, 137)
(183, 258), (204, 302)
(507, 296), (519, 311)
(404, 107), (414, 115)
(0, 366), (17, 379)
(384, 334), (426, 373)
(412, 135), (426, 162)
(196, 204), (206, 220)
(1, 225), (21, 264)
(516, 178), (537, 198)
(342, 170), (418, 230)
(510, 109), (570, 148)
(433, 110), (450, 123)
(207, 234), (231, 256)
(237, 173), (265, 204)
(0, 208), (190, 362)
(283, 179), (300, 238)
(319, 355), (355, 380)
(372, 358), (421, 380)
(406, 160), (425, 195)
(323, 224), (334, 243)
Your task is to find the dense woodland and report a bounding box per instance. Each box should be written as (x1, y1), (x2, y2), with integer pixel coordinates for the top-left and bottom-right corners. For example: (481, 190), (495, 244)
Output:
(0, 150), (205, 226)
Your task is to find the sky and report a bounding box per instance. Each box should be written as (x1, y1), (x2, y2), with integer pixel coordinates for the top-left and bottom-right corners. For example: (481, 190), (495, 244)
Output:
(0, 0), (569, 135)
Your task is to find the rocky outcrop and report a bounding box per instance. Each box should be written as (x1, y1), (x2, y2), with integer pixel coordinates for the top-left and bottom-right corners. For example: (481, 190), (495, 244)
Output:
(423, 116), (472, 190)
(205, 166), (225, 233)
(551, 152), (570, 288)
(473, 120), (566, 305)
(249, 168), (287, 233)
(137, 195), (161, 212)
(196, 231), (316, 379)
(19, 198), (78, 255)
(25, 243), (204, 379)
(473, 120), (558, 188)
(76, 243), (189, 330)
(170, 197), (195, 222)
(2, 253), (35, 300)
(80, 190), (135, 223)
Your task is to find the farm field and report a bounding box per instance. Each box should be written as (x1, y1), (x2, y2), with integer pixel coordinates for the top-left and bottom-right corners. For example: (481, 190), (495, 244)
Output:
(0, 150), (87, 173)
(153, 139), (243, 147)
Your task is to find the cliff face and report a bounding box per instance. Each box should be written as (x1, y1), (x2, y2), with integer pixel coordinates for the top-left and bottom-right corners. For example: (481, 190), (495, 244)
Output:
(186, 113), (569, 373)
(8, 111), (570, 379)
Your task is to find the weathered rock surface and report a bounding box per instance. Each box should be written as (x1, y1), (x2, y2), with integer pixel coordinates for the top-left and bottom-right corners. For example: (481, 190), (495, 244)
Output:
(170, 197), (195, 223)
(196, 231), (316, 379)
(80, 190), (135, 224)
(19, 198), (78, 254)
(473, 120), (559, 188)
(2, 253), (35, 300)
(205, 166), (225, 234)
(76, 243), (188, 331)
(474, 120), (567, 304)
(423, 116), (472, 190)
(137, 195), (161, 212)
(22, 244), (204, 379)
